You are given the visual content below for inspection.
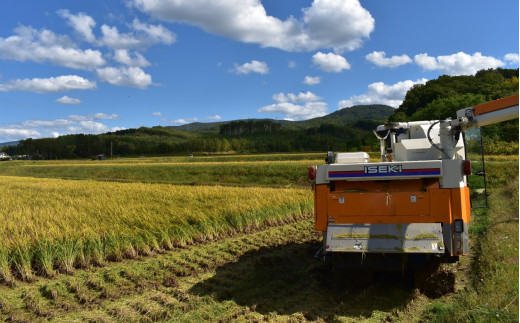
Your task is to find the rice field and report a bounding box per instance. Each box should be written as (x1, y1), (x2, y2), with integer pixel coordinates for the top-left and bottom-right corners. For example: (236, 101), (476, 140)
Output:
(0, 152), (517, 321)
(0, 153), (329, 187)
(0, 174), (313, 284)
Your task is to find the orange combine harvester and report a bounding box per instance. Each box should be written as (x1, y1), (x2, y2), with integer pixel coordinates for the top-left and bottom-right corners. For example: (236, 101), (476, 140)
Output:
(310, 95), (519, 269)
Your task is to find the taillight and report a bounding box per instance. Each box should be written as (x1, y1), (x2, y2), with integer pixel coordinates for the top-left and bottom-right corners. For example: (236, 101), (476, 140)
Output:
(462, 160), (471, 176)
(454, 219), (464, 233)
(308, 166), (316, 180)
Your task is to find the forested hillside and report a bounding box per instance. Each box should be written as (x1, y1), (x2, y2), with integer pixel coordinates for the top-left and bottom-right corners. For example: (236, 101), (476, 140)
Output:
(388, 68), (519, 154)
(1, 105), (393, 158)
(1, 68), (518, 159)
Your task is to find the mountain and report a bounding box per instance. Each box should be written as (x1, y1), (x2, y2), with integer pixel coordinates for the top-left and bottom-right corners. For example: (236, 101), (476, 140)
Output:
(0, 141), (20, 147)
(169, 104), (394, 133)
(0, 104), (395, 158)
(283, 105), (394, 130)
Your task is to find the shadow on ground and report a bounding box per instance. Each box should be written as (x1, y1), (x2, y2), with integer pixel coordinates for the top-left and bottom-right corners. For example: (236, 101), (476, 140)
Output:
(189, 241), (417, 320)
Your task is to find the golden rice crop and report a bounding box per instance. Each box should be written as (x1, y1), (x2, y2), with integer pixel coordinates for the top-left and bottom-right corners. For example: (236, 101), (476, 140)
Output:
(0, 176), (312, 283)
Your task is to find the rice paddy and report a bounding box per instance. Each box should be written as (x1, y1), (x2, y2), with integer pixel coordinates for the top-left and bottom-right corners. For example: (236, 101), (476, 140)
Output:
(0, 157), (314, 284)
(0, 152), (516, 322)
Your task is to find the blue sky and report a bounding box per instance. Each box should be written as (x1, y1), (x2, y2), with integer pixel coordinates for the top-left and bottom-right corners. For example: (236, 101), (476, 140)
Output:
(0, 0), (518, 143)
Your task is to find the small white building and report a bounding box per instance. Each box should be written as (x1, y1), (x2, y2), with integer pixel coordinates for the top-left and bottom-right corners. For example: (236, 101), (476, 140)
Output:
(0, 152), (11, 160)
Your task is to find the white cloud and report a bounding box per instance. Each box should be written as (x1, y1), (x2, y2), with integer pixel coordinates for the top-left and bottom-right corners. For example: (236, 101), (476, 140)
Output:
(57, 9), (96, 42)
(131, 0), (374, 52)
(0, 25), (105, 69)
(312, 52), (350, 72)
(113, 49), (151, 67)
(55, 95), (81, 104)
(161, 117), (199, 125)
(273, 91), (322, 103)
(132, 19), (176, 45)
(504, 53), (519, 65)
(0, 128), (41, 141)
(258, 101), (327, 120)
(91, 113), (118, 120)
(414, 52), (504, 75)
(288, 60), (296, 68)
(77, 120), (110, 132)
(259, 90), (327, 120)
(96, 66), (152, 88)
(152, 112), (162, 116)
(23, 119), (75, 128)
(365, 51), (412, 68)
(231, 60), (269, 74)
(207, 115), (221, 121)
(338, 78), (428, 108)
(66, 113), (118, 122)
(0, 113), (122, 142)
(98, 20), (176, 50)
(99, 24), (142, 49)
(303, 76), (321, 86)
(0, 75), (97, 93)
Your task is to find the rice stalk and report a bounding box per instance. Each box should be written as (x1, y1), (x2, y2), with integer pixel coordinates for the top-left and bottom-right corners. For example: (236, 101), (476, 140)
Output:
(33, 239), (56, 277)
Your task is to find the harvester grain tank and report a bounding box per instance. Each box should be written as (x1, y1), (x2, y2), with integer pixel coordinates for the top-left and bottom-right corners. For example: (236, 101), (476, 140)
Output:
(310, 95), (519, 269)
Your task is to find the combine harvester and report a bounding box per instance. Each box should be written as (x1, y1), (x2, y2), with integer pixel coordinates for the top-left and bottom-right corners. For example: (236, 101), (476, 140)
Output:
(310, 94), (518, 270)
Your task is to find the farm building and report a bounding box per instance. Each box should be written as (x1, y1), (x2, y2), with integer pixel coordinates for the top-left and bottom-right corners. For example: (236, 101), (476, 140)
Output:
(0, 152), (11, 160)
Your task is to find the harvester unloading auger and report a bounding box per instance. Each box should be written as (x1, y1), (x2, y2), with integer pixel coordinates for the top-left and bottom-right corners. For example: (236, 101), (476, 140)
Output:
(309, 94), (519, 270)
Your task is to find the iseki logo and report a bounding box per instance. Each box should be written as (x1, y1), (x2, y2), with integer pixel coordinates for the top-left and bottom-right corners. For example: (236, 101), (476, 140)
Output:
(364, 165), (403, 174)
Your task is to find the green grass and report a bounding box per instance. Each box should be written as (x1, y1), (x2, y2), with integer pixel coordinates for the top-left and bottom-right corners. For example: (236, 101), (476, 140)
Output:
(418, 176), (519, 322)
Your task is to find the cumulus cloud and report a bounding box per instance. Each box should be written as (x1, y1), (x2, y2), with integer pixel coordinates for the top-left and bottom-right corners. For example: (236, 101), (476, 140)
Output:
(312, 52), (350, 72)
(0, 75), (97, 93)
(230, 60), (269, 74)
(99, 24), (142, 49)
(207, 115), (222, 121)
(98, 20), (176, 50)
(0, 113), (122, 142)
(259, 90), (327, 120)
(365, 51), (412, 68)
(55, 95), (81, 104)
(76, 120), (111, 132)
(504, 53), (519, 65)
(91, 113), (118, 120)
(303, 76), (321, 86)
(0, 128), (41, 141)
(152, 112), (162, 116)
(0, 25), (106, 69)
(131, 19), (176, 45)
(414, 52), (504, 76)
(113, 49), (150, 67)
(161, 117), (199, 125)
(273, 91), (322, 103)
(338, 78), (428, 108)
(65, 113), (118, 122)
(96, 66), (152, 88)
(23, 119), (75, 128)
(258, 101), (327, 121)
(131, 0), (374, 52)
(57, 9), (96, 42)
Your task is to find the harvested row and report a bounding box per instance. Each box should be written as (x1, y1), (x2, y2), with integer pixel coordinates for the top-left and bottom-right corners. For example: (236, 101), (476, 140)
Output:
(0, 176), (313, 284)
(0, 219), (323, 322)
(0, 218), (431, 322)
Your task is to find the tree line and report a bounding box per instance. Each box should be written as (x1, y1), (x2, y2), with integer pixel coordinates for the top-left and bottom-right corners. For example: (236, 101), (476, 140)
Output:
(2, 68), (518, 159)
